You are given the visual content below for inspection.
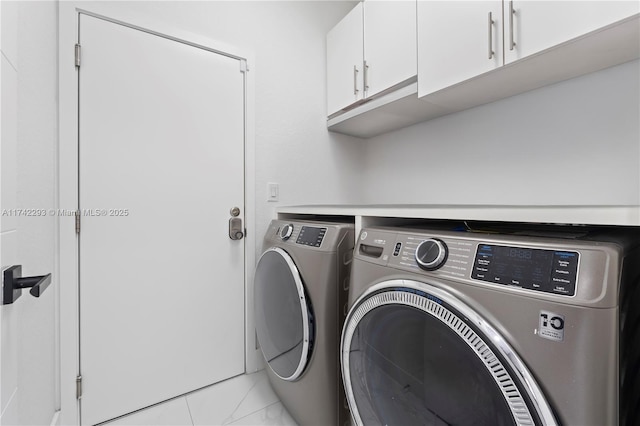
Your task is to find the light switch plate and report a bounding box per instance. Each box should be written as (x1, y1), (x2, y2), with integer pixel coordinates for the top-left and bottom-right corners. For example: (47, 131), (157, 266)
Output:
(267, 182), (279, 202)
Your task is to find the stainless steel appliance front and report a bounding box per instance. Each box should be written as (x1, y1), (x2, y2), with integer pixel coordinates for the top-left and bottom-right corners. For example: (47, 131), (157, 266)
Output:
(342, 225), (640, 426)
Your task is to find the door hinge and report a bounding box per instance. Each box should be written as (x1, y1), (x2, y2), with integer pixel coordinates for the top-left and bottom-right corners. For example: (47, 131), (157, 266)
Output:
(76, 375), (83, 399)
(75, 214), (81, 234)
(75, 44), (81, 67)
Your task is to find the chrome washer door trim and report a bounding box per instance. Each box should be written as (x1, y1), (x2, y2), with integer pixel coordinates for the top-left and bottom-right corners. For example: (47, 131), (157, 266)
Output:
(341, 279), (558, 426)
(255, 247), (312, 382)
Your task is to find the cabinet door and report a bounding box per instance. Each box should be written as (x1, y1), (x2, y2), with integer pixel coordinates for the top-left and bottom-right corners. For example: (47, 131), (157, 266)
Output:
(418, 1), (503, 97)
(327, 3), (364, 116)
(505, 1), (640, 64)
(364, 0), (417, 98)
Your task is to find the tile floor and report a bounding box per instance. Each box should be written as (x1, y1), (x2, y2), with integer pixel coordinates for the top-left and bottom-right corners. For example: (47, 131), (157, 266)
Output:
(103, 370), (297, 426)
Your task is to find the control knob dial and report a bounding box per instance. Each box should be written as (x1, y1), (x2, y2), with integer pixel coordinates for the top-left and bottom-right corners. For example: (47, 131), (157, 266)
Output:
(415, 238), (448, 271)
(280, 224), (294, 241)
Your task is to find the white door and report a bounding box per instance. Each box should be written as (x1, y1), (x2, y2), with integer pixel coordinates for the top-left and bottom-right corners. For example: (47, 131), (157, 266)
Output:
(78, 14), (246, 425)
(2, 3), (58, 425)
(417, 0), (503, 97)
(327, 2), (364, 116)
(504, 0), (640, 64)
(1, 1), (20, 421)
(363, 0), (417, 98)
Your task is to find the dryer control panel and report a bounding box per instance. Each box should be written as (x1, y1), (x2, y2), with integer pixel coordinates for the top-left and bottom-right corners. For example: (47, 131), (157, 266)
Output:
(296, 226), (327, 247)
(266, 219), (354, 254)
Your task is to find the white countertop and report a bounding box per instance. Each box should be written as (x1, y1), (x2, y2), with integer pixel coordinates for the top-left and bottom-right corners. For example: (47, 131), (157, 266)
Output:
(276, 204), (640, 226)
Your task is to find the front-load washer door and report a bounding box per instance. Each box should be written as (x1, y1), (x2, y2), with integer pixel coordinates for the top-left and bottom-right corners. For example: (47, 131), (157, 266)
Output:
(254, 247), (314, 381)
(341, 280), (557, 426)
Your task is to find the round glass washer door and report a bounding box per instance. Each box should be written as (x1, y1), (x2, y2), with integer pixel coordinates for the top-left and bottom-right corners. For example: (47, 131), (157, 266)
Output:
(254, 247), (314, 381)
(341, 279), (558, 426)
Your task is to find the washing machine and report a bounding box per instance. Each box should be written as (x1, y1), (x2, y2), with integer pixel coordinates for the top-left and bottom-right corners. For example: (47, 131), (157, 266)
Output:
(341, 223), (640, 426)
(254, 219), (354, 425)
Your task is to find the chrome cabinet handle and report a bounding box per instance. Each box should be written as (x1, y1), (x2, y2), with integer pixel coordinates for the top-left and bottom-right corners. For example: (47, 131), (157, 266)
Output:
(364, 60), (369, 93)
(353, 65), (359, 96)
(509, 1), (516, 51)
(488, 12), (494, 60)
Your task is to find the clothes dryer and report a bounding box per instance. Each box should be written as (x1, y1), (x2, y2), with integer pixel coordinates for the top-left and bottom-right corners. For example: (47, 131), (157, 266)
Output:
(342, 224), (640, 426)
(255, 219), (354, 425)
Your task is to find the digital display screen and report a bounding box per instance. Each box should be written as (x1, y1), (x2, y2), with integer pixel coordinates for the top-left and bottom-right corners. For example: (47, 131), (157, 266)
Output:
(296, 226), (327, 247)
(472, 244), (578, 296)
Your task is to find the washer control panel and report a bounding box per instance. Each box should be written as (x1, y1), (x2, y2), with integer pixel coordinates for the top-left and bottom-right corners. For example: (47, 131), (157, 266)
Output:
(356, 227), (594, 299)
(471, 245), (579, 296)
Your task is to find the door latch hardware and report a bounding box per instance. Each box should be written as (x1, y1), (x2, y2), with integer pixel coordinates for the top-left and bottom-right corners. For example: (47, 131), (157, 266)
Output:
(229, 207), (243, 240)
(229, 217), (244, 240)
(2, 265), (52, 305)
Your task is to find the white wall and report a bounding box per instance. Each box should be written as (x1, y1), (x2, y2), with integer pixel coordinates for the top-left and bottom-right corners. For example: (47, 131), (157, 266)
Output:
(65, 1), (366, 259)
(158, 1), (366, 257)
(360, 59), (640, 206)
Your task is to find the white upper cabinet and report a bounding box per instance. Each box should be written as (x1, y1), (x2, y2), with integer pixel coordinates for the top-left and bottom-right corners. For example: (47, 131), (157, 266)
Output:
(330, 0), (638, 137)
(363, 0), (417, 98)
(418, 1), (503, 97)
(327, 1), (417, 117)
(505, 1), (640, 64)
(419, 0), (639, 98)
(327, 3), (365, 116)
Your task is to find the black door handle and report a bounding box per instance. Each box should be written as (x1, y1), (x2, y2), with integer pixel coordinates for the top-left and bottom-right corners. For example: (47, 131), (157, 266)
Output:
(2, 265), (52, 305)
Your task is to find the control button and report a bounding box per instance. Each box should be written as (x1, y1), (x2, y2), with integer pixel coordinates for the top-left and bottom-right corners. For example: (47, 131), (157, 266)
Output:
(280, 224), (294, 241)
(551, 251), (578, 296)
(415, 239), (448, 271)
(393, 242), (402, 257)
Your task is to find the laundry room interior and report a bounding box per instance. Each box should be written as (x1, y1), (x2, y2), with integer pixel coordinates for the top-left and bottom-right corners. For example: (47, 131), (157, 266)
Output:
(1, 1), (639, 425)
